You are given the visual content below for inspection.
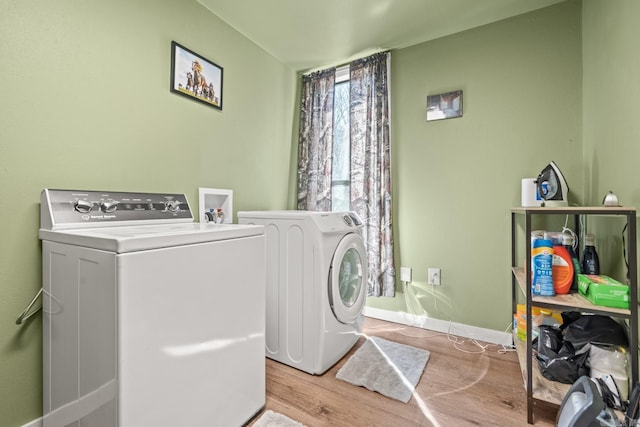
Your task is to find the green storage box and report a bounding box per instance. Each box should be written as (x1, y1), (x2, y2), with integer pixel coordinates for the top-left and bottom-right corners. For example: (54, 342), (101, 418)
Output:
(577, 274), (630, 309)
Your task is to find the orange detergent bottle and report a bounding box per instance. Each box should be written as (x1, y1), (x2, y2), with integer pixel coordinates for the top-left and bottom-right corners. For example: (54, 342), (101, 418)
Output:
(552, 243), (574, 294)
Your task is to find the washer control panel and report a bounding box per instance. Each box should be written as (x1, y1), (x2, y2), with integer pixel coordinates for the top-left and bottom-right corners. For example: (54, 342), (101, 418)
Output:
(41, 189), (193, 229)
(342, 213), (362, 227)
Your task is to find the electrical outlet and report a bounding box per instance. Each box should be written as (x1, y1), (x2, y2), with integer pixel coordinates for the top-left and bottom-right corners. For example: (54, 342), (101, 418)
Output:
(400, 267), (412, 282)
(428, 268), (441, 285)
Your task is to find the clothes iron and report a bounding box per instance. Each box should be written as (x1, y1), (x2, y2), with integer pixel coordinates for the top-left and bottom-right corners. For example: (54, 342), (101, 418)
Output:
(536, 161), (569, 207)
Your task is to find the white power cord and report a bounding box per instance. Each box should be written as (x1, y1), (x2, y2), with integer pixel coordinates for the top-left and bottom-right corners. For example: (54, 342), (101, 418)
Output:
(401, 282), (514, 355)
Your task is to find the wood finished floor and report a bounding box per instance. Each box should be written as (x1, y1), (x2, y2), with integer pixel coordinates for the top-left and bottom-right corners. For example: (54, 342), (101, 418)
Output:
(248, 317), (558, 427)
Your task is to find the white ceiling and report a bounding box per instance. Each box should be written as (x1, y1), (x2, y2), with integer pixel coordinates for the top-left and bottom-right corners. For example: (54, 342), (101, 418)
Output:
(197, 0), (566, 71)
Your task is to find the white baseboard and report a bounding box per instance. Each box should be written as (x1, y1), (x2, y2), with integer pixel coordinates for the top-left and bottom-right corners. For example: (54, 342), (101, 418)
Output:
(363, 306), (512, 346)
(21, 418), (42, 427)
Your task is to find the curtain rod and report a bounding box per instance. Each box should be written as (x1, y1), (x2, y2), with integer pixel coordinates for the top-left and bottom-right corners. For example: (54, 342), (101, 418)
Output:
(301, 49), (390, 76)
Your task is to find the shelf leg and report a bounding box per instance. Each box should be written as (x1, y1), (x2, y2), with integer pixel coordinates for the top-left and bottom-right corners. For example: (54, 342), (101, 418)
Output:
(525, 212), (534, 424)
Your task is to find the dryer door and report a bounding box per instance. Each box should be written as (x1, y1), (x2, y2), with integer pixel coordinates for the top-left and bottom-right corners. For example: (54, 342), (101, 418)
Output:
(329, 233), (367, 324)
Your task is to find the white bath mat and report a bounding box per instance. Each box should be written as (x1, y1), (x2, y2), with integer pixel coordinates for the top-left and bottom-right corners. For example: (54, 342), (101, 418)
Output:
(336, 336), (430, 403)
(251, 410), (305, 427)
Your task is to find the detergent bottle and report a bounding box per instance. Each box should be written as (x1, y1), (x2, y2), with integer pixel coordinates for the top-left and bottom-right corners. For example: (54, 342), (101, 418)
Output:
(562, 234), (581, 291)
(532, 239), (554, 296)
(552, 240), (574, 295)
(582, 234), (600, 275)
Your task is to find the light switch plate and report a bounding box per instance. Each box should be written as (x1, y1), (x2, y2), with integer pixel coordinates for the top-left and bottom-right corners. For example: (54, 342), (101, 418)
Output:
(400, 267), (412, 282)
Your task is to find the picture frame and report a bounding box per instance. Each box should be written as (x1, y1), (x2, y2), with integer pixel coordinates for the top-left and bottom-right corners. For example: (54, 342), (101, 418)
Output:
(170, 41), (223, 110)
(426, 90), (462, 121)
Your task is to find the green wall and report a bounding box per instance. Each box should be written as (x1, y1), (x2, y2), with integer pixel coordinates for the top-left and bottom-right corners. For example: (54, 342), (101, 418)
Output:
(583, 1), (640, 203)
(0, 0), (296, 425)
(581, 0), (640, 278)
(366, 1), (584, 329)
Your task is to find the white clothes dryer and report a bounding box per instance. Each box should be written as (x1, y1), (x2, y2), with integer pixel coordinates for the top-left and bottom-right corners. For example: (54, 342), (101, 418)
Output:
(237, 210), (367, 375)
(39, 189), (266, 427)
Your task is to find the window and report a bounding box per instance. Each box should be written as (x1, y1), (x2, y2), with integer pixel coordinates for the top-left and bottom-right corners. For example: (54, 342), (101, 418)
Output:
(331, 65), (350, 212)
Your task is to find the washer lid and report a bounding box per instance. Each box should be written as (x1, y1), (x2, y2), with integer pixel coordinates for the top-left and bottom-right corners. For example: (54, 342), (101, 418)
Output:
(329, 233), (367, 324)
(39, 223), (264, 253)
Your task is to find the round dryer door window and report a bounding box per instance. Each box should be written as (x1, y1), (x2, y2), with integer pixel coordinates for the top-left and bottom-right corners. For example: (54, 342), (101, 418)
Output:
(329, 233), (367, 324)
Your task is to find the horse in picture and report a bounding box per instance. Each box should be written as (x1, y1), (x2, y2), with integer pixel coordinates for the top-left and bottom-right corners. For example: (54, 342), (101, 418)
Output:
(191, 60), (207, 96)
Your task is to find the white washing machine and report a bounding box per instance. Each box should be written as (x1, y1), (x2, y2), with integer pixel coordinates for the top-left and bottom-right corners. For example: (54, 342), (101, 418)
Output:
(39, 189), (266, 427)
(237, 210), (367, 375)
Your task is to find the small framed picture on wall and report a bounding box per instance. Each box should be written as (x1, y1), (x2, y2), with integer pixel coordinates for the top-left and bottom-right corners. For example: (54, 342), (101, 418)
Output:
(426, 90), (462, 121)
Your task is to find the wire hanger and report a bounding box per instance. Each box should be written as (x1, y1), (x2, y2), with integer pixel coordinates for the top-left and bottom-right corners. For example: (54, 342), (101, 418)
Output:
(15, 288), (43, 325)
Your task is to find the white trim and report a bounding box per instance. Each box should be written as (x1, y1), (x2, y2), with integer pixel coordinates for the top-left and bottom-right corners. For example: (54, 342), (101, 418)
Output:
(364, 306), (512, 346)
(21, 418), (42, 427)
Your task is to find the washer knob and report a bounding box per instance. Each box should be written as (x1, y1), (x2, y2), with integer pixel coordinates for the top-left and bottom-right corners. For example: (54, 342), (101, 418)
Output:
(165, 200), (181, 213)
(74, 199), (93, 214)
(101, 200), (119, 213)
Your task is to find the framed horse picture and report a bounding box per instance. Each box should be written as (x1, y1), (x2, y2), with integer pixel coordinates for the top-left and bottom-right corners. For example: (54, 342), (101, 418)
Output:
(170, 41), (223, 110)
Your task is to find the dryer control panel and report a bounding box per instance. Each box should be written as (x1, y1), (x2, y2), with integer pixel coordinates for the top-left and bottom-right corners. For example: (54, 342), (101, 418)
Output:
(308, 211), (364, 234)
(41, 189), (194, 230)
